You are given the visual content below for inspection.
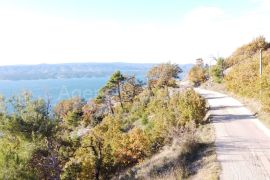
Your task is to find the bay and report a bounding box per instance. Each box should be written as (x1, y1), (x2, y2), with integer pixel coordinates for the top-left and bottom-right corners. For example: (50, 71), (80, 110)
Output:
(0, 63), (192, 105)
(0, 77), (110, 105)
(0, 75), (146, 105)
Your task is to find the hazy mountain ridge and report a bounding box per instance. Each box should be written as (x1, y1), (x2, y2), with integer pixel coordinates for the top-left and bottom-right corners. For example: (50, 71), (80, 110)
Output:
(0, 63), (193, 80)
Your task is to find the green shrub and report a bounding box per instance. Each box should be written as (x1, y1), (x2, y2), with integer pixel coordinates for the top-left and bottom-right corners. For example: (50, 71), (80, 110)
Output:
(177, 89), (207, 125)
(188, 65), (207, 86)
(210, 57), (224, 83)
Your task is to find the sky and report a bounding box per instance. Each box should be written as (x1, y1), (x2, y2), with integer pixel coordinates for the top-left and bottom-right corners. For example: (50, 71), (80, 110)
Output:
(0, 0), (269, 65)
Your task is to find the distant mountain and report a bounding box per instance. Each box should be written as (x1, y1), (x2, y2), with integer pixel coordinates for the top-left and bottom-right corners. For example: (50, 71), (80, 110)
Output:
(0, 63), (193, 80)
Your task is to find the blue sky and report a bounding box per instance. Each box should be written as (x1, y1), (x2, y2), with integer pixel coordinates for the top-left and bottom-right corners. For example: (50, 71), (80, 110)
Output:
(0, 0), (269, 65)
(0, 0), (256, 21)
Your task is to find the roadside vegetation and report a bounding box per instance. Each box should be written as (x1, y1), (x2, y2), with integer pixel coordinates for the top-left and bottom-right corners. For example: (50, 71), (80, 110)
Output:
(188, 63), (207, 86)
(224, 37), (270, 111)
(0, 63), (215, 179)
(210, 58), (225, 84)
(188, 57), (224, 86)
(192, 36), (270, 127)
(223, 36), (270, 126)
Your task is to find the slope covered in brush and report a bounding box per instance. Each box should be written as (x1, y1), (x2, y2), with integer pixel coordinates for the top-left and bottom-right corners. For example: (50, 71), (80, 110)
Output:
(225, 37), (270, 111)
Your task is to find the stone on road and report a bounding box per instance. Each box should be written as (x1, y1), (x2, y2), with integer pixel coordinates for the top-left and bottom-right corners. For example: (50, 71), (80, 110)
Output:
(195, 88), (270, 180)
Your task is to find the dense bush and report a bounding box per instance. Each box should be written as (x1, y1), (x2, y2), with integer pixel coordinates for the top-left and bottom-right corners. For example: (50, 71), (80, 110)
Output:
(188, 65), (207, 86)
(147, 63), (182, 88)
(177, 89), (207, 125)
(210, 58), (224, 83)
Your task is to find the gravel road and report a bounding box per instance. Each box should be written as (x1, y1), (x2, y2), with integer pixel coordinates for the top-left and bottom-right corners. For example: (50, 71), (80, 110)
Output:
(195, 88), (270, 180)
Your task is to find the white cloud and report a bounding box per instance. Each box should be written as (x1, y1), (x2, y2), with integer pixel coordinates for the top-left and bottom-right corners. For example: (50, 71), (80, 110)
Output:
(0, 3), (269, 66)
(178, 3), (270, 63)
(252, 0), (270, 11)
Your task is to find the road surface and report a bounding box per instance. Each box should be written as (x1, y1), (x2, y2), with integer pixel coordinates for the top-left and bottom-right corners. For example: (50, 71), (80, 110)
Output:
(195, 88), (270, 180)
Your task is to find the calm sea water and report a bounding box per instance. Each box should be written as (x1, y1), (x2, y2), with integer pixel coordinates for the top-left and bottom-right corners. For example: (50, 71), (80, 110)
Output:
(0, 77), (109, 105)
(0, 63), (191, 105)
(0, 75), (146, 105)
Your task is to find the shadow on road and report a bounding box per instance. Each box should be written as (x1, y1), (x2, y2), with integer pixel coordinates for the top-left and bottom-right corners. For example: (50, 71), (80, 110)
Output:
(210, 105), (243, 111)
(210, 114), (256, 123)
(199, 93), (227, 99)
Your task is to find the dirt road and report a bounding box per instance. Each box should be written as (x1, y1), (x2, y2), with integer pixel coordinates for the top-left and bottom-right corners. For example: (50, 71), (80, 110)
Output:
(195, 88), (270, 180)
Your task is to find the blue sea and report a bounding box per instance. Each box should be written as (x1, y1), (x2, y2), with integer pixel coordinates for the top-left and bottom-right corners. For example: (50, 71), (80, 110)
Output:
(0, 63), (192, 105)
(0, 75), (146, 105)
(0, 77), (110, 105)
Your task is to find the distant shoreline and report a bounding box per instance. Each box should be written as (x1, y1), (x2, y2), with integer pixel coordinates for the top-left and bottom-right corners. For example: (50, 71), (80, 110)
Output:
(0, 62), (193, 81)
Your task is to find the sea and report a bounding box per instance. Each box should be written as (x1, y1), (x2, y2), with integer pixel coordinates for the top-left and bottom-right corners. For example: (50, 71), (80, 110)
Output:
(0, 63), (192, 106)
(0, 75), (146, 105)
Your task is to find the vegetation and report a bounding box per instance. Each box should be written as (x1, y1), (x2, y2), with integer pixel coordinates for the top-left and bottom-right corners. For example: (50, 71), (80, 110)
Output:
(188, 57), (225, 85)
(225, 36), (270, 68)
(210, 57), (225, 83)
(188, 64), (207, 86)
(147, 63), (182, 88)
(224, 36), (270, 111)
(0, 63), (208, 179)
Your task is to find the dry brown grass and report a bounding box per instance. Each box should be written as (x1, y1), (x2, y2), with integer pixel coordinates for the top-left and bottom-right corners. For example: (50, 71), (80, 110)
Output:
(188, 123), (220, 180)
(114, 122), (220, 180)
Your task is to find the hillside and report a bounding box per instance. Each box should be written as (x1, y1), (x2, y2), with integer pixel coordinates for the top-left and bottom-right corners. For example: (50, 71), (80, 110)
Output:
(0, 63), (215, 180)
(225, 36), (270, 68)
(187, 36), (270, 113)
(224, 37), (270, 112)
